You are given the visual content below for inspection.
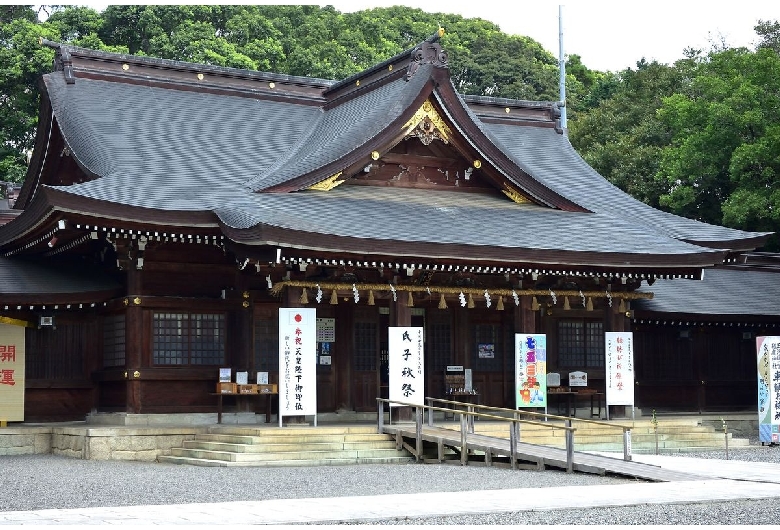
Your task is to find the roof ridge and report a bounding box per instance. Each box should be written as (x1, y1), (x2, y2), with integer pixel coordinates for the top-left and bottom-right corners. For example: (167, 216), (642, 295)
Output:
(39, 38), (335, 89)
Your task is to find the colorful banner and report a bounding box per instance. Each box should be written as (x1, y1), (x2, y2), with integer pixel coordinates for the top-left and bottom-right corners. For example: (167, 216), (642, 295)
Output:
(757, 336), (780, 443)
(388, 327), (424, 407)
(0, 323), (25, 422)
(515, 334), (546, 408)
(605, 331), (634, 407)
(278, 308), (317, 422)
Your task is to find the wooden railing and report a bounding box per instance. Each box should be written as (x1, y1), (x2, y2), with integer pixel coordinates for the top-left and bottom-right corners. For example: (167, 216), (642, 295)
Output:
(425, 397), (634, 462)
(376, 397), (579, 472)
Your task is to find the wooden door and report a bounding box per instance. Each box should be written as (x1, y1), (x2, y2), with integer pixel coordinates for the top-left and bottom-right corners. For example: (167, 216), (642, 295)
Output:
(352, 307), (379, 411)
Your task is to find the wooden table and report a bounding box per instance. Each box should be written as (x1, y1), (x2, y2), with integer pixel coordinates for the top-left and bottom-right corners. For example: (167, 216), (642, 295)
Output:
(548, 391), (604, 419)
(211, 392), (277, 424)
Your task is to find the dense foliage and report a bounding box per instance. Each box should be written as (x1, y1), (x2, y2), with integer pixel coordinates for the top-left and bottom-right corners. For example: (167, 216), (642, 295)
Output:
(1, 5), (778, 247)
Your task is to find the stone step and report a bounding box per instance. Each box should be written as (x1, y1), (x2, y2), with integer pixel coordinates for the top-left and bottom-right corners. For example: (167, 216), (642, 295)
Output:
(182, 439), (399, 453)
(169, 447), (409, 463)
(158, 455), (415, 467)
(209, 425), (378, 436)
(198, 433), (389, 445)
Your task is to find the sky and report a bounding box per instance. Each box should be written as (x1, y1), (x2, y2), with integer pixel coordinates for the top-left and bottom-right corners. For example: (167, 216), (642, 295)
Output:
(60, 1), (777, 72)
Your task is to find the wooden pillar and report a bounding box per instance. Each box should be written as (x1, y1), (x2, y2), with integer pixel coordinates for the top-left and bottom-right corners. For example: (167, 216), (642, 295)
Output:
(125, 266), (143, 414)
(516, 295), (536, 334)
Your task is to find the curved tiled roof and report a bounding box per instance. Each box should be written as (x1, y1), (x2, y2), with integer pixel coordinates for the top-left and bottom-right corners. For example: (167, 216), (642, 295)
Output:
(2, 39), (769, 269)
(247, 65), (432, 191)
(0, 257), (121, 299)
(634, 268), (780, 316)
(484, 123), (769, 248)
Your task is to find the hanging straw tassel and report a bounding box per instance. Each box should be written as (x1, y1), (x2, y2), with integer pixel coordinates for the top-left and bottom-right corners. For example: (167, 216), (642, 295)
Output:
(531, 296), (540, 311)
(299, 288), (309, 304)
(438, 293), (447, 309)
(367, 290), (375, 306)
(467, 293), (475, 308)
(496, 296), (504, 311)
(407, 291), (414, 307)
(330, 290), (338, 305)
(563, 296), (570, 310)
(586, 297), (593, 311)
(618, 298), (626, 312)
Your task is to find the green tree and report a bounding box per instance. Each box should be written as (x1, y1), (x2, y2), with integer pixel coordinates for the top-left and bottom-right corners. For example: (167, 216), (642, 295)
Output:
(657, 47), (780, 242)
(0, 11), (58, 182)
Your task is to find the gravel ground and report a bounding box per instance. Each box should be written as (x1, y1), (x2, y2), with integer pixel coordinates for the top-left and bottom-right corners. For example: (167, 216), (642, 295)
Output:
(2, 438), (779, 525)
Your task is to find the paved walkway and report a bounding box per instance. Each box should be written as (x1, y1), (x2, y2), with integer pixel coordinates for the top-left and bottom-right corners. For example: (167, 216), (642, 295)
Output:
(2, 455), (780, 524)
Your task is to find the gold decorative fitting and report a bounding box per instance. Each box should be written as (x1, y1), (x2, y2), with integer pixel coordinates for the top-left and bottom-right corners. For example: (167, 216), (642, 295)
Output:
(438, 27), (445, 37)
(123, 298), (129, 306)
(242, 291), (250, 298)
(356, 80), (360, 86)
(402, 99), (452, 144)
(473, 160), (482, 169)
(197, 73), (204, 80)
(122, 64), (129, 71)
(269, 82), (275, 88)
(309, 172), (345, 191)
(505, 107), (511, 113)
(133, 371), (140, 378)
(502, 183), (532, 204)
(371, 151), (380, 161)
(388, 65), (393, 71)
(133, 297), (141, 305)
(242, 301), (250, 308)
(124, 371), (128, 379)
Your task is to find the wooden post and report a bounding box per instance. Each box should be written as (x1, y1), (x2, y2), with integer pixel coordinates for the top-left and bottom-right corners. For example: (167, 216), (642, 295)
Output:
(565, 419), (574, 473)
(125, 265), (143, 414)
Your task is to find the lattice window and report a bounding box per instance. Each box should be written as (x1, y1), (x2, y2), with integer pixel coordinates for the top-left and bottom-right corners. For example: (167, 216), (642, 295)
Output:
(354, 322), (377, 371)
(152, 312), (225, 366)
(430, 322), (452, 372)
(102, 314), (125, 367)
(558, 319), (604, 369)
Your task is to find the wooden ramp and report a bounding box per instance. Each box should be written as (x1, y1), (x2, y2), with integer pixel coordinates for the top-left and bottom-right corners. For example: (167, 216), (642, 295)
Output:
(383, 424), (704, 482)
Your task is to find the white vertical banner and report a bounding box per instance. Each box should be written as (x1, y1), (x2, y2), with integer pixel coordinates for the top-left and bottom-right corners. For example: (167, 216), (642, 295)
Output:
(0, 323), (25, 422)
(605, 331), (635, 407)
(279, 308), (317, 425)
(757, 336), (780, 443)
(388, 327), (424, 407)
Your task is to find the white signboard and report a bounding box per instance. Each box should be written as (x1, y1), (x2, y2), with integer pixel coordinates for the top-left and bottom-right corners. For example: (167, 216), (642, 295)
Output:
(279, 308), (317, 425)
(388, 327), (424, 407)
(316, 318), (335, 343)
(0, 323), (25, 422)
(605, 331), (635, 406)
(757, 336), (780, 443)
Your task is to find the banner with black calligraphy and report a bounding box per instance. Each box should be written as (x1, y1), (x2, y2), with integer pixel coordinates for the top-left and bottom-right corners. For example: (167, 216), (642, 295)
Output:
(605, 331), (634, 407)
(388, 327), (424, 408)
(278, 308), (317, 422)
(0, 323), (25, 422)
(757, 336), (780, 444)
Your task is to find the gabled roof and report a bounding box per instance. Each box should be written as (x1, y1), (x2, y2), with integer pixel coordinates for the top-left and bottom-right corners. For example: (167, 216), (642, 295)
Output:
(0, 35), (770, 273)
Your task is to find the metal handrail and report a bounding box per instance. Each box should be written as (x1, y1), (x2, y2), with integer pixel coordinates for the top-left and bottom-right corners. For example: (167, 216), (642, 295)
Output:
(376, 397), (577, 472)
(424, 396), (633, 462)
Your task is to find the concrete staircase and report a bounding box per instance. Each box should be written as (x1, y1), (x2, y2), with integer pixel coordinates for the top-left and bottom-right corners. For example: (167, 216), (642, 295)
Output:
(466, 417), (751, 454)
(158, 424), (414, 467)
